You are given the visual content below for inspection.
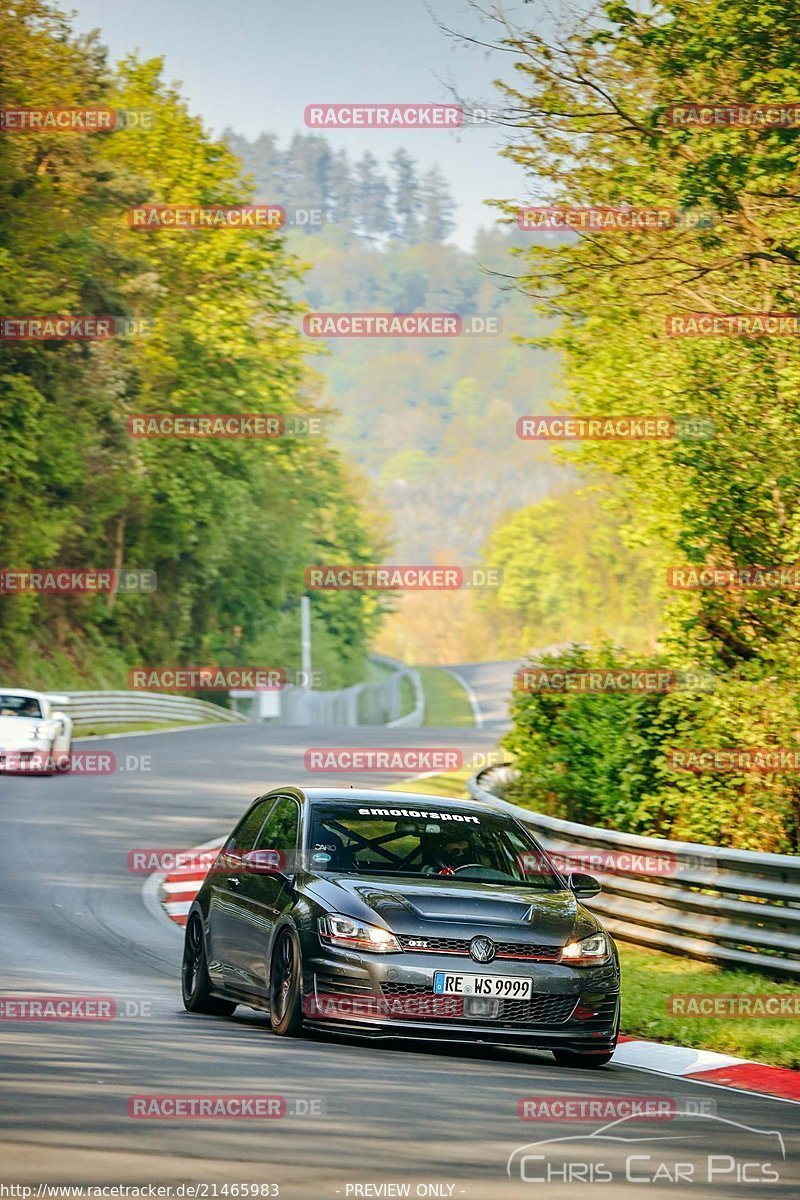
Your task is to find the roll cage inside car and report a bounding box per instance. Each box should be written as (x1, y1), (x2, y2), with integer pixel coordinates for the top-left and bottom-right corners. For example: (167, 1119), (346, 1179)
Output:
(216, 789), (571, 889)
(307, 801), (567, 886)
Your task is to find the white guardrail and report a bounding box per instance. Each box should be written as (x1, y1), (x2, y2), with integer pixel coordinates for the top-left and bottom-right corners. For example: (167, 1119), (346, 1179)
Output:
(469, 764), (800, 979)
(63, 691), (248, 730)
(237, 653), (424, 727)
(63, 654), (424, 731)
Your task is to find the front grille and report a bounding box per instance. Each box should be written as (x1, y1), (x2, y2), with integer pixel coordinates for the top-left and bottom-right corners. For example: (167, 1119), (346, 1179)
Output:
(372, 982), (463, 1019)
(498, 995), (577, 1024)
(398, 936), (470, 954)
(381, 982), (432, 996)
(380, 983), (577, 1026)
(496, 940), (561, 961)
(315, 975), (374, 996)
(398, 935), (560, 961)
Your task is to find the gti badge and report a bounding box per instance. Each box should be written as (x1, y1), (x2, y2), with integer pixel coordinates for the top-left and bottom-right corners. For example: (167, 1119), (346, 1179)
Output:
(469, 936), (496, 963)
(406, 939), (429, 948)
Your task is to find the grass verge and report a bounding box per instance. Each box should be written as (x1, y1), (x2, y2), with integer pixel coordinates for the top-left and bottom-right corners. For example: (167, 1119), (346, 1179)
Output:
(364, 658), (416, 719)
(74, 721), (206, 737)
(418, 666), (474, 726)
(387, 767), (473, 798)
(619, 944), (800, 1069)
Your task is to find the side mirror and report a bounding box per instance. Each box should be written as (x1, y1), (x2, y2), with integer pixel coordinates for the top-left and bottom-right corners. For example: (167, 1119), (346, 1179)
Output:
(240, 849), (289, 878)
(568, 872), (601, 899)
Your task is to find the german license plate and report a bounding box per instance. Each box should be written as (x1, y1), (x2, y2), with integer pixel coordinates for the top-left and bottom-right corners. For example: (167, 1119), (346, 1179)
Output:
(433, 971), (532, 998)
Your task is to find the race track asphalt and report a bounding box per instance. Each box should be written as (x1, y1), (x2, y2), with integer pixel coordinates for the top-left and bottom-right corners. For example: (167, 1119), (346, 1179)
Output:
(1, 664), (797, 1196)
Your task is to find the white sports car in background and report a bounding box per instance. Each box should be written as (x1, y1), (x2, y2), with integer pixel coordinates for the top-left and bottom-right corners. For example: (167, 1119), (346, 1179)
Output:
(0, 689), (73, 774)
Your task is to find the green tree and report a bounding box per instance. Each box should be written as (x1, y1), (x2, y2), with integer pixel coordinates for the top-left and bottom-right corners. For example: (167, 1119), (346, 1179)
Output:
(418, 165), (456, 243)
(0, 3), (385, 689)
(489, 0), (800, 850)
(389, 148), (420, 243)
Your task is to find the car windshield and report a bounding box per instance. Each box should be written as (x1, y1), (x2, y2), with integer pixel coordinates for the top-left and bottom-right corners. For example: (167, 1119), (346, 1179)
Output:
(0, 694), (42, 718)
(306, 803), (564, 889)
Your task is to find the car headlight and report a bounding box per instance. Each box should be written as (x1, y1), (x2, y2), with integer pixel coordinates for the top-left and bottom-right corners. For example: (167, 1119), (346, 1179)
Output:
(318, 914), (402, 954)
(560, 933), (610, 966)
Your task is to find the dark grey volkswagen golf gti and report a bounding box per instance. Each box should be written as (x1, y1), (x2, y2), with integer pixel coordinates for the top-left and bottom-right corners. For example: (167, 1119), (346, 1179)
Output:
(181, 787), (620, 1066)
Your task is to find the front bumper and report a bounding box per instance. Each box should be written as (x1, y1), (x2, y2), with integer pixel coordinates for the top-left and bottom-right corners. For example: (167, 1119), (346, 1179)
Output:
(0, 746), (55, 774)
(303, 943), (620, 1051)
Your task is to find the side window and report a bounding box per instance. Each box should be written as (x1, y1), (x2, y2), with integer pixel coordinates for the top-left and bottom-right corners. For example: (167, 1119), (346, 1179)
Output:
(225, 799), (276, 855)
(254, 795), (300, 868)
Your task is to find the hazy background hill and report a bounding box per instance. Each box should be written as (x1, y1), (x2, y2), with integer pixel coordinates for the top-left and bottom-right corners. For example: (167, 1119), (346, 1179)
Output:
(223, 130), (662, 662)
(226, 131), (563, 566)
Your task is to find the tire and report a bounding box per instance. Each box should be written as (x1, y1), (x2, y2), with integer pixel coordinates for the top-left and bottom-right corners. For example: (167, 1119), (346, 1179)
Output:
(182, 912), (237, 1016)
(552, 1048), (615, 1068)
(269, 927), (303, 1036)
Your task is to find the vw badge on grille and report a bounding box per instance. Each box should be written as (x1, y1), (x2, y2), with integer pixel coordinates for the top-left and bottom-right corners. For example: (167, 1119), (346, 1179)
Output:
(469, 936), (496, 963)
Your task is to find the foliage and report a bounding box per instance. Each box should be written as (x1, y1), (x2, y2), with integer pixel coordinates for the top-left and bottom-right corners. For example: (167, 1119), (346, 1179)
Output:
(503, 645), (800, 853)
(491, 0), (800, 849)
(493, 0), (800, 675)
(225, 131), (458, 244)
(0, 2), (385, 688)
(416, 666), (475, 728)
(480, 488), (664, 653)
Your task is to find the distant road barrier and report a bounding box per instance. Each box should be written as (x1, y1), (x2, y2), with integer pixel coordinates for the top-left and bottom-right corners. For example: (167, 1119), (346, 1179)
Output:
(63, 691), (248, 731)
(469, 764), (800, 978)
(247, 653), (424, 727)
(65, 653), (424, 731)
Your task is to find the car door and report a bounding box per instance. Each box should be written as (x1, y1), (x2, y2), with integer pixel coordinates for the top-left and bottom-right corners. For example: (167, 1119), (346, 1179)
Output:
(224, 794), (301, 996)
(206, 797), (277, 988)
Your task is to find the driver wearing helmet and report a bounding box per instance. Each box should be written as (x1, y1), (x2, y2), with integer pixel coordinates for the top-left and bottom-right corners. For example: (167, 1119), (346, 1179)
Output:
(423, 828), (478, 875)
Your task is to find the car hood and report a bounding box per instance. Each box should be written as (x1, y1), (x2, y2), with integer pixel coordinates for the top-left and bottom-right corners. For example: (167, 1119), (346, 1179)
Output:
(303, 874), (598, 944)
(0, 716), (53, 748)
